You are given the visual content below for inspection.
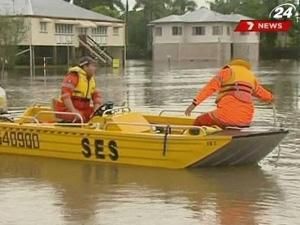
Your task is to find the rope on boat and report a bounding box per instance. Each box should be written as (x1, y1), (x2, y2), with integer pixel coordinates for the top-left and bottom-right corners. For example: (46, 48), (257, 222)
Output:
(163, 125), (171, 156)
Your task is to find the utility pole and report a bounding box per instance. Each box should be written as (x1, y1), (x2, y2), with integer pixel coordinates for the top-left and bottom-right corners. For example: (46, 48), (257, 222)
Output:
(125, 0), (129, 66)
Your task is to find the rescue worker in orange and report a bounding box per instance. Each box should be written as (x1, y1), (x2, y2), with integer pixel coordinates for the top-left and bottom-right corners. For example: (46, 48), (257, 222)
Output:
(185, 59), (273, 128)
(54, 56), (102, 123)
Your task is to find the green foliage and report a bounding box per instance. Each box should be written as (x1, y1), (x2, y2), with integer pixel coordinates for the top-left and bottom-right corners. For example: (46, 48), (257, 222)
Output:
(289, 3), (300, 47)
(210, 0), (280, 18)
(92, 5), (121, 18)
(0, 16), (26, 67)
(127, 10), (148, 58)
(65, 0), (125, 11)
(288, 17), (300, 47)
(168, 0), (198, 15)
(132, 0), (197, 21)
(133, 0), (171, 21)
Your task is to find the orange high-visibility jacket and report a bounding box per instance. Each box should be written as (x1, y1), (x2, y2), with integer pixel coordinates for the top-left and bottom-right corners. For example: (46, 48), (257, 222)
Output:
(54, 67), (101, 117)
(192, 65), (273, 127)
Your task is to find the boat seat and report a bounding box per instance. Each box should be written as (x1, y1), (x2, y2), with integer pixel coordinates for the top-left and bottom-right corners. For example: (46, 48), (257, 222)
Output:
(105, 112), (151, 133)
(183, 125), (223, 136)
(15, 105), (55, 123)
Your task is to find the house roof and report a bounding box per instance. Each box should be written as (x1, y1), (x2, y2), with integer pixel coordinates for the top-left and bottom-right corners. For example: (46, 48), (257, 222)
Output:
(0, 0), (123, 22)
(151, 7), (253, 24)
(152, 15), (183, 23)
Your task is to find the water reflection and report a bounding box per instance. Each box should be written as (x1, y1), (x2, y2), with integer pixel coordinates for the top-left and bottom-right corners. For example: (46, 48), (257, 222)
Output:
(0, 155), (283, 225)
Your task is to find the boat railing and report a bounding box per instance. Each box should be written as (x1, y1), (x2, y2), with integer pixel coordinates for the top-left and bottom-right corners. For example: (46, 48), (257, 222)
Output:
(158, 110), (205, 116)
(103, 107), (131, 116)
(40, 122), (86, 127)
(34, 111), (84, 124)
(15, 116), (40, 124)
(8, 110), (26, 114)
(8, 106), (27, 111)
(7, 107), (27, 115)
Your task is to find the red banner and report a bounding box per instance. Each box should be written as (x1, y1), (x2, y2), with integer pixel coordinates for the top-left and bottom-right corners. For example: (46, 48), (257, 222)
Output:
(234, 20), (293, 32)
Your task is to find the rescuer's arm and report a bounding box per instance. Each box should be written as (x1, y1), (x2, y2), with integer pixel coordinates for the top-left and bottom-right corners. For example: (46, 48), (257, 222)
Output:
(253, 80), (273, 103)
(185, 68), (229, 116)
(92, 89), (102, 111)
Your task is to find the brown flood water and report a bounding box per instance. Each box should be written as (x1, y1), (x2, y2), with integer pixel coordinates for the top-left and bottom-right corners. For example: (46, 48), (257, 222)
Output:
(0, 60), (299, 225)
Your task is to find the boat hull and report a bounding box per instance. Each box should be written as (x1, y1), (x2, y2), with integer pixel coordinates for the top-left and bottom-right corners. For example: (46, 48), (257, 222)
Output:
(0, 106), (289, 169)
(0, 123), (232, 169)
(189, 129), (288, 167)
(0, 122), (288, 169)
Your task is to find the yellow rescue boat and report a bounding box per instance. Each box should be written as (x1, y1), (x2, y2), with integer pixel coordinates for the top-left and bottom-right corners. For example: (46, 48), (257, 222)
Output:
(0, 103), (288, 169)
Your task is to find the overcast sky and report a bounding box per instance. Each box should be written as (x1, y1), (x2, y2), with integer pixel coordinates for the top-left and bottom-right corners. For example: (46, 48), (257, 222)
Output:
(121, 0), (209, 10)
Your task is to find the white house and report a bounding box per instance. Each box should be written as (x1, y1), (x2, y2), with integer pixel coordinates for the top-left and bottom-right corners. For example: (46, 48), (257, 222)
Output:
(0, 0), (126, 66)
(150, 8), (260, 64)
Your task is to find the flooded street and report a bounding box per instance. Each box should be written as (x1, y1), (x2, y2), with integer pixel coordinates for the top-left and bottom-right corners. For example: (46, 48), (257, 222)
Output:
(0, 60), (299, 225)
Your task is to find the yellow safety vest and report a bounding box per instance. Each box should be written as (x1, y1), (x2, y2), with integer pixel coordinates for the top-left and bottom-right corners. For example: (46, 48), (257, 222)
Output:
(69, 66), (96, 100)
(216, 64), (256, 103)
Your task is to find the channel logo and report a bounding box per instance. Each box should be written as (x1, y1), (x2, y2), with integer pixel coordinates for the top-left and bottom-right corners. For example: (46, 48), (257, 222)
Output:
(235, 3), (299, 32)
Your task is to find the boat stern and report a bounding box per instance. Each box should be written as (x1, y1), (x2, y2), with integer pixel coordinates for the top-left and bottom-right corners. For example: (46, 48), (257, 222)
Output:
(189, 129), (288, 168)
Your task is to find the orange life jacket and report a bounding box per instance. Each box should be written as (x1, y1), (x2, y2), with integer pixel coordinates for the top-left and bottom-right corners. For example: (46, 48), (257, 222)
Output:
(68, 66), (96, 100)
(216, 63), (256, 104)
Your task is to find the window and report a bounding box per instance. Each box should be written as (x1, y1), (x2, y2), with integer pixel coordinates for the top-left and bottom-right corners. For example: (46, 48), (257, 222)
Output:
(113, 27), (119, 36)
(40, 22), (47, 33)
(172, 26), (182, 36)
(212, 26), (223, 35)
(78, 28), (88, 35)
(192, 26), (205, 35)
(227, 26), (231, 35)
(155, 27), (162, 36)
(92, 26), (107, 36)
(55, 24), (73, 34)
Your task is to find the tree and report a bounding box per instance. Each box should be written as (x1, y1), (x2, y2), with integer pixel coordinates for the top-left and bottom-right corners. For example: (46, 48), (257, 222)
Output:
(92, 0), (125, 11)
(210, 0), (280, 19)
(0, 16), (26, 68)
(210, 0), (241, 14)
(64, 0), (124, 12)
(127, 10), (148, 58)
(131, 0), (170, 55)
(167, 0), (197, 15)
(289, 3), (300, 47)
(288, 15), (300, 47)
(133, 0), (170, 21)
(92, 5), (121, 18)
